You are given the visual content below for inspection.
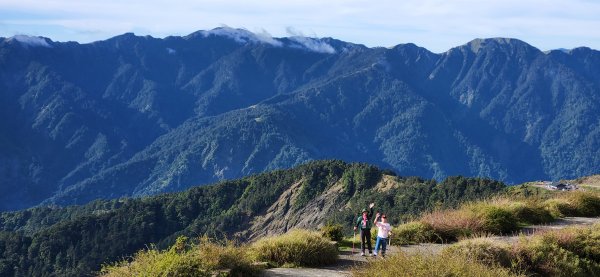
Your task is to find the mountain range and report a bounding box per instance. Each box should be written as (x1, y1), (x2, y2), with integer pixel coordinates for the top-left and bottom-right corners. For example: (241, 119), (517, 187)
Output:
(1, 28), (599, 211)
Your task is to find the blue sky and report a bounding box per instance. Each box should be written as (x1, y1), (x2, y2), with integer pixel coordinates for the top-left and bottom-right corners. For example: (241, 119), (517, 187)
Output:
(1, 0), (599, 52)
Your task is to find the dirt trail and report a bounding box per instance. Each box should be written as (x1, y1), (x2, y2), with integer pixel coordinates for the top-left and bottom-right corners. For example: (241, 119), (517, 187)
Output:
(260, 217), (600, 277)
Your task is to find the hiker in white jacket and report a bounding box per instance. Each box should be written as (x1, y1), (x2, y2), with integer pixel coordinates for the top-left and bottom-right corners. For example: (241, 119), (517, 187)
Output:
(373, 213), (392, 257)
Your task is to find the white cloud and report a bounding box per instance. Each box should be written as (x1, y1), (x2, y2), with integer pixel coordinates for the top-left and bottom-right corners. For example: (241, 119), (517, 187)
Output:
(199, 26), (282, 46)
(286, 27), (335, 54)
(1, 0), (600, 52)
(8, 35), (52, 47)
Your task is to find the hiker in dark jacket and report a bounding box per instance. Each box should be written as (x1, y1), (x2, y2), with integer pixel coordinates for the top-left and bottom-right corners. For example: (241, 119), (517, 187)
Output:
(354, 202), (375, 256)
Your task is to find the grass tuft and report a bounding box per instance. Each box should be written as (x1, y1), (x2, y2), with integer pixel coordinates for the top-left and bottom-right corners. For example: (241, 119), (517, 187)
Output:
(391, 221), (435, 245)
(444, 237), (512, 267)
(420, 209), (484, 242)
(249, 229), (338, 267)
(320, 223), (344, 242)
(100, 236), (256, 277)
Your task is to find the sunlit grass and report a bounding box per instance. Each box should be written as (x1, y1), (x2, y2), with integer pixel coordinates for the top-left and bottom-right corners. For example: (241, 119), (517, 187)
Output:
(249, 229), (338, 267)
(394, 191), (600, 244)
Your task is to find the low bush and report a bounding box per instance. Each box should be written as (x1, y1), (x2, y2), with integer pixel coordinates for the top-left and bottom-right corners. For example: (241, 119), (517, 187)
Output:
(320, 223), (344, 242)
(536, 224), (600, 262)
(444, 237), (512, 268)
(511, 237), (600, 276)
(476, 205), (519, 234)
(249, 229), (338, 267)
(543, 198), (578, 218)
(100, 236), (256, 277)
(506, 201), (554, 224)
(370, 227), (378, 244)
(392, 221), (434, 245)
(542, 191), (600, 218)
(352, 250), (520, 277)
(420, 209), (484, 242)
(568, 192), (600, 216)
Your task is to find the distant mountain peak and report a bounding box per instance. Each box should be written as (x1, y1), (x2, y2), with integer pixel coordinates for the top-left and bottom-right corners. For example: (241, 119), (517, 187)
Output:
(543, 48), (572, 55)
(6, 35), (53, 48)
(544, 47), (598, 56)
(464, 37), (536, 53)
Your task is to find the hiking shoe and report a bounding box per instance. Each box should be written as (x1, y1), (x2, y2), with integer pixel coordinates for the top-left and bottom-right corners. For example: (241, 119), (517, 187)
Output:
(373, 252), (377, 256)
(360, 252), (365, 256)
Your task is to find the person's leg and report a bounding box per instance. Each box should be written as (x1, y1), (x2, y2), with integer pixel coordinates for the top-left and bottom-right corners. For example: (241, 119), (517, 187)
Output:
(360, 229), (366, 254)
(366, 230), (372, 254)
(374, 236), (381, 255)
(381, 237), (387, 256)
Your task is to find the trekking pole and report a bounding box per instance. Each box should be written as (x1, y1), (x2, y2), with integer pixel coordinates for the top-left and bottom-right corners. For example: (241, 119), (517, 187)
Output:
(352, 230), (356, 255)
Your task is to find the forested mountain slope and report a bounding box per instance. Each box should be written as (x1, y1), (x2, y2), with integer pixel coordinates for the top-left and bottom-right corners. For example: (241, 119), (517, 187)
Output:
(1, 29), (599, 210)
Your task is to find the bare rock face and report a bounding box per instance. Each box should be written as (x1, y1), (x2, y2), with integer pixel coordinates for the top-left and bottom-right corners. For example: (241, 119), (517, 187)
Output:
(245, 175), (398, 239)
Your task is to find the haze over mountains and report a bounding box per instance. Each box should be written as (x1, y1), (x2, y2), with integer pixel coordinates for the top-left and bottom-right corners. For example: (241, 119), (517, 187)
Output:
(1, 27), (599, 211)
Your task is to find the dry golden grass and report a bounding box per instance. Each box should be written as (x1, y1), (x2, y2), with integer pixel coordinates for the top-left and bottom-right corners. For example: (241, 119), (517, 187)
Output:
(352, 250), (521, 277)
(100, 236), (256, 277)
(420, 209), (485, 241)
(395, 191), (600, 244)
(572, 175), (600, 189)
(444, 236), (513, 267)
(249, 229), (338, 267)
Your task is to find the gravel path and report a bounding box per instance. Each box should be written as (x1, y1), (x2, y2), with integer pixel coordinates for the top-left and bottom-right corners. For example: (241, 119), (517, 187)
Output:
(261, 217), (600, 277)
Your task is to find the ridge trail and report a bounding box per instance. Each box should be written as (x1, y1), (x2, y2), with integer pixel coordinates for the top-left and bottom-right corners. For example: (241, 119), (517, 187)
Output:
(261, 216), (600, 277)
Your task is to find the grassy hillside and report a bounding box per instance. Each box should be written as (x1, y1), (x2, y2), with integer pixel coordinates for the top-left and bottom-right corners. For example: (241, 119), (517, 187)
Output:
(100, 230), (339, 277)
(103, 182), (600, 277)
(354, 222), (600, 277)
(393, 189), (600, 244)
(571, 175), (600, 191)
(358, 189), (600, 277)
(0, 160), (505, 276)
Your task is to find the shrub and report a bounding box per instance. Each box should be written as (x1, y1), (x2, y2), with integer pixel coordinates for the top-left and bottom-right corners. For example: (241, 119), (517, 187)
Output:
(421, 209), (485, 242)
(101, 247), (208, 277)
(536, 224), (600, 262)
(506, 201), (554, 224)
(507, 224), (600, 276)
(542, 191), (600, 218)
(368, 226), (377, 244)
(444, 237), (512, 268)
(320, 223), (344, 242)
(392, 221), (435, 245)
(352, 250), (519, 277)
(543, 198), (578, 218)
(568, 192), (600, 217)
(511, 238), (598, 277)
(249, 229), (338, 267)
(477, 205), (519, 234)
(100, 236), (255, 277)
